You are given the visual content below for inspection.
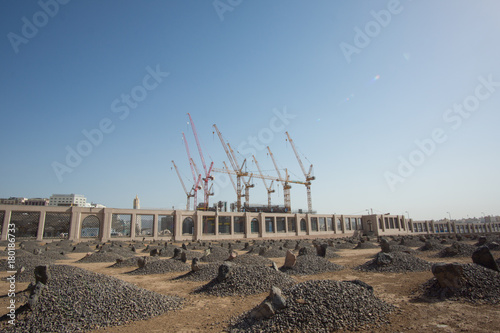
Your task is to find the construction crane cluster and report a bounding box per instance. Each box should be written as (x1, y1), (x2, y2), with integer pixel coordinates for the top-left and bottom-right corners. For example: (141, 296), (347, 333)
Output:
(172, 114), (314, 213)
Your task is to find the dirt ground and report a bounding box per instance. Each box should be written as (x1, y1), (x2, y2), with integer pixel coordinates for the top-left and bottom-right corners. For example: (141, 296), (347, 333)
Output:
(1, 243), (499, 332)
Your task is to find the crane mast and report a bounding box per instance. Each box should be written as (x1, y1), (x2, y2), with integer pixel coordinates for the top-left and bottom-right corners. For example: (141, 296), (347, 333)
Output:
(285, 131), (314, 213)
(267, 146), (291, 212)
(213, 124), (248, 212)
(182, 132), (202, 210)
(187, 113), (213, 210)
(253, 155), (274, 208)
(172, 160), (192, 210)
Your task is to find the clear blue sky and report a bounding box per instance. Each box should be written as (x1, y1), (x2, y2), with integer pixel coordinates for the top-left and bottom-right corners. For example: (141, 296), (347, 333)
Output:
(1, 0), (499, 220)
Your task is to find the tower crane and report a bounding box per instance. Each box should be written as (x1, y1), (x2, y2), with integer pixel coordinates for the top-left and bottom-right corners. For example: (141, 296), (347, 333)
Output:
(285, 132), (314, 212)
(267, 146), (292, 212)
(171, 160), (193, 210)
(213, 124), (248, 212)
(187, 113), (214, 210)
(252, 155), (274, 208)
(182, 132), (202, 209)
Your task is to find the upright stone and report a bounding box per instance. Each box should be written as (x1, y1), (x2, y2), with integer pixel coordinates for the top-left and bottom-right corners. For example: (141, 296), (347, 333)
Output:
(380, 238), (391, 253)
(191, 258), (200, 272)
(431, 263), (464, 289)
(472, 246), (499, 272)
(217, 262), (233, 282)
(283, 250), (296, 268)
(34, 265), (50, 285)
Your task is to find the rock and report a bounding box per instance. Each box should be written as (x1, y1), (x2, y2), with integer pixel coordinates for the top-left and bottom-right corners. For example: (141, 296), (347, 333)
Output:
(375, 252), (393, 266)
(380, 238), (391, 253)
(477, 236), (487, 246)
(283, 250), (296, 268)
(173, 248), (182, 259)
(34, 265), (50, 285)
(432, 263), (464, 289)
(137, 257), (148, 268)
(182, 243), (188, 250)
(180, 251), (187, 263)
(150, 249), (159, 257)
(269, 286), (286, 310)
(217, 262), (233, 282)
(191, 258), (200, 272)
(250, 300), (275, 319)
(472, 246), (499, 272)
(33, 248), (42, 255)
(298, 247), (313, 256)
(314, 243), (328, 257)
(271, 262), (279, 271)
(227, 251), (238, 261)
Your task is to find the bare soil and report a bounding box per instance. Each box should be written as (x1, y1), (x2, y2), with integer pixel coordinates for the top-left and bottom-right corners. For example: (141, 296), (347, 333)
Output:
(1, 244), (499, 332)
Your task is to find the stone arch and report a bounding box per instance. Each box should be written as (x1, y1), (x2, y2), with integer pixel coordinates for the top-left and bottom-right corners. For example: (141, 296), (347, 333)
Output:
(300, 218), (307, 232)
(251, 218), (259, 234)
(81, 215), (100, 238)
(182, 217), (194, 235)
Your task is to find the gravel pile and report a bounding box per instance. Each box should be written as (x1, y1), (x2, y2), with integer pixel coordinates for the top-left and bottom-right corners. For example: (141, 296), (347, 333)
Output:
(418, 240), (447, 252)
(5, 265), (183, 332)
(33, 249), (68, 261)
(356, 251), (432, 273)
(331, 241), (357, 250)
(436, 242), (477, 258)
(399, 237), (426, 248)
(71, 243), (95, 253)
(76, 250), (126, 263)
(229, 279), (395, 332)
(2, 254), (55, 282)
(353, 241), (379, 249)
(280, 255), (344, 276)
(386, 244), (417, 254)
(260, 247), (287, 258)
(230, 254), (274, 266)
(108, 256), (160, 268)
(420, 263), (500, 304)
(200, 246), (232, 262)
(194, 265), (296, 297)
(127, 258), (190, 275)
(173, 263), (220, 282)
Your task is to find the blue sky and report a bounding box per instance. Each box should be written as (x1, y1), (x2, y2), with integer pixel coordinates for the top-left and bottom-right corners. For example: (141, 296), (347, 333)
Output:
(1, 0), (499, 220)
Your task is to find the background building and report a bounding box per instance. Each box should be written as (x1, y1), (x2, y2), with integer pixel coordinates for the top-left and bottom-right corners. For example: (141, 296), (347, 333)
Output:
(49, 194), (87, 207)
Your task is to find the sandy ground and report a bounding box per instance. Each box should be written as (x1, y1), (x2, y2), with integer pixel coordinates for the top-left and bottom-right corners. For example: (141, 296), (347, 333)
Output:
(1, 244), (499, 332)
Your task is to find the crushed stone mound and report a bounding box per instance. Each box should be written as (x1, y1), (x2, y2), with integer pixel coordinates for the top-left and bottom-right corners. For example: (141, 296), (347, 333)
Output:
(76, 250), (126, 263)
(108, 256), (160, 268)
(418, 240), (447, 252)
(280, 255), (343, 275)
(230, 254), (274, 266)
(419, 263), (500, 304)
(260, 247), (287, 258)
(436, 242), (477, 258)
(127, 258), (190, 275)
(173, 263), (220, 282)
(2, 254), (55, 283)
(3, 265), (182, 332)
(386, 244), (417, 254)
(200, 246), (232, 262)
(229, 279), (395, 332)
(194, 265), (296, 297)
(356, 251), (431, 273)
(354, 241), (379, 249)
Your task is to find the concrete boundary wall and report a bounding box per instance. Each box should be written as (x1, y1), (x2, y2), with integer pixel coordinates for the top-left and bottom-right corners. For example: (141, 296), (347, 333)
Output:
(0, 205), (498, 242)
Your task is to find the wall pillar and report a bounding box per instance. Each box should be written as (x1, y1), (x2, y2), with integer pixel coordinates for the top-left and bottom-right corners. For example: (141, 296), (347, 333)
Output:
(100, 208), (113, 242)
(174, 211), (182, 241)
(1, 209), (12, 241)
(69, 207), (81, 241)
(130, 213), (136, 240)
(36, 211), (46, 241)
(153, 214), (159, 239)
(195, 212), (202, 241)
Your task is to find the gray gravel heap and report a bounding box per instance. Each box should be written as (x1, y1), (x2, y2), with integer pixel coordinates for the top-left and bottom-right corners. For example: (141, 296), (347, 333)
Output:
(71, 243), (95, 253)
(279, 254), (344, 276)
(385, 244), (417, 254)
(418, 239), (447, 252)
(108, 256), (160, 268)
(419, 263), (500, 304)
(194, 264), (296, 297)
(127, 258), (190, 275)
(2, 254), (55, 283)
(76, 250), (126, 263)
(5, 265), (182, 332)
(200, 246), (232, 262)
(229, 279), (395, 332)
(173, 263), (220, 282)
(353, 241), (379, 249)
(230, 254), (274, 266)
(398, 237), (426, 248)
(260, 247), (287, 258)
(436, 242), (477, 258)
(356, 251), (432, 273)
